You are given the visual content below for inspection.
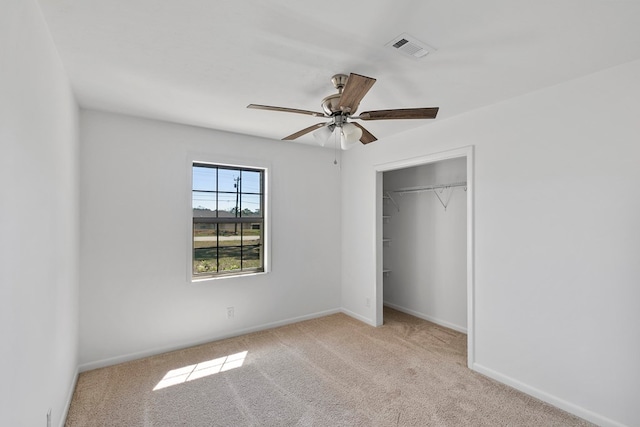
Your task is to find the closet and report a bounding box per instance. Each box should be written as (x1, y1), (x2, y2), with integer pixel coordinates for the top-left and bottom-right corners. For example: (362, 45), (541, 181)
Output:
(382, 157), (467, 332)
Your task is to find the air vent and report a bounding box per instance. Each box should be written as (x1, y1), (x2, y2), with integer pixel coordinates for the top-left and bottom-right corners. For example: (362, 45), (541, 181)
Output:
(386, 33), (436, 59)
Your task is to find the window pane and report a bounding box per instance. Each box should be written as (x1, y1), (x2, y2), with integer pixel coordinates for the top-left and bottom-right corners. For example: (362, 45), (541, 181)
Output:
(219, 224), (241, 240)
(192, 191), (216, 213)
(217, 192), (237, 216)
(242, 223), (262, 245)
(240, 194), (261, 217)
(242, 245), (262, 269)
(193, 166), (216, 192)
(241, 170), (262, 194)
(218, 168), (240, 193)
(194, 223), (218, 247)
(218, 246), (242, 272)
(193, 251), (218, 274)
(193, 223), (217, 274)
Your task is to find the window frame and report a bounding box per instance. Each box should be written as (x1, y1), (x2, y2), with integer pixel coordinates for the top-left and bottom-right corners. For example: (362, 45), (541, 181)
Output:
(188, 156), (270, 283)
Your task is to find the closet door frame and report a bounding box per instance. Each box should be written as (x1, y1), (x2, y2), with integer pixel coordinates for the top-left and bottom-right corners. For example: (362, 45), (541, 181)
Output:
(374, 145), (475, 368)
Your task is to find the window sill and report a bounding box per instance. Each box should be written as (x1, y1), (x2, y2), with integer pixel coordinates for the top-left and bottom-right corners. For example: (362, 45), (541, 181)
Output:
(191, 270), (267, 283)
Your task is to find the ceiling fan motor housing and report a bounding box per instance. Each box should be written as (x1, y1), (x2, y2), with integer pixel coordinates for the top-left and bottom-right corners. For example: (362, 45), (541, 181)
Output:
(321, 74), (358, 116)
(321, 93), (343, 116)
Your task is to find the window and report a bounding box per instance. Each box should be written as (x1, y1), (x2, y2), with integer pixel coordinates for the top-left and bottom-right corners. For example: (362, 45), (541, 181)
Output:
(192, 163), (265, 279)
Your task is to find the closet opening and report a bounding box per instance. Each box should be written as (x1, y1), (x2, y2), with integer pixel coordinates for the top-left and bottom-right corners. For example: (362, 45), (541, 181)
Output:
(374, 146), (474, 368)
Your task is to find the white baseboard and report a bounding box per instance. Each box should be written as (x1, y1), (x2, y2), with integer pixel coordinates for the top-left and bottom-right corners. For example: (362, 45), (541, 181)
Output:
(60, 367), (78, 427)
(383, 302), (467, 333)
(472, 363), (626, 427)
(79, 308), (341, 372)
(340, 308), (377, 327)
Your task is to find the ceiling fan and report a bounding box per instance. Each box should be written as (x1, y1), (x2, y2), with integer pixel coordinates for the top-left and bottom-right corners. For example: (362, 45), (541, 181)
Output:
(247, 73), (439, 150)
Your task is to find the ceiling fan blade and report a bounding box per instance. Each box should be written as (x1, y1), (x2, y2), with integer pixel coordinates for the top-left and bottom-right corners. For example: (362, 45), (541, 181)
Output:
(282, 122), (328, 140)
(359, 107), (439, 120)
(338, 73), (376, 114)
(247, 104), (326, 118)
(352, 123), (377, 144)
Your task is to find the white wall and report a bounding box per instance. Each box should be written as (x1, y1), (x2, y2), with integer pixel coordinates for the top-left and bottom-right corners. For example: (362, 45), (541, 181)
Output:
(383, 158), (467, 332)
(342, 60), (640, 427)
(4, 4), (636, 425)
(79, 110), (342, 369)
(0, 1), (79, 426)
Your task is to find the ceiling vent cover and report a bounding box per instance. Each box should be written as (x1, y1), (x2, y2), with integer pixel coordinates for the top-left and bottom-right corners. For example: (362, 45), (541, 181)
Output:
(386, 33), (436, 59)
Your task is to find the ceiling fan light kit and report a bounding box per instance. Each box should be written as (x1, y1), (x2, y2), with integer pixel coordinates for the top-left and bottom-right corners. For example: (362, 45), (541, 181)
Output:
(247, 72), (439, 149)
(340, 122), (362, 150)
(313, 123), (335, 146)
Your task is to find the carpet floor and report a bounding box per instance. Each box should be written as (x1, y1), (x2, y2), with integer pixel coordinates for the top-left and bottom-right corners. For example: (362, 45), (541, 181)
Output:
(65, 308), (593, 426)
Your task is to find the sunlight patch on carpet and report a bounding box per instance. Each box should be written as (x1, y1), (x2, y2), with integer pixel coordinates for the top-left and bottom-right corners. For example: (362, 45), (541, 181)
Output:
(153, 351), (248, 391)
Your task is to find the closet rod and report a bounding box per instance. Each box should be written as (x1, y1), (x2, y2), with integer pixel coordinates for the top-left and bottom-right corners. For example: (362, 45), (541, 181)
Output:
(393, 181), (467, 195)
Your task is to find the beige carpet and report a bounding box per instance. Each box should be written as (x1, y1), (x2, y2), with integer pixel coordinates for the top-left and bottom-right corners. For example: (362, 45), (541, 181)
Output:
(66, 308), (593, 426)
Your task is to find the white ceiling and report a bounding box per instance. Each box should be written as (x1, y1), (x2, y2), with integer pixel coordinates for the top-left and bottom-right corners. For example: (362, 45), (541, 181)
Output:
(37, 0), (640, 145)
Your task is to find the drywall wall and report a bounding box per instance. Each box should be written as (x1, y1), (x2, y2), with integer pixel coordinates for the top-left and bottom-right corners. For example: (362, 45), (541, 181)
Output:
(383, 158), (467, 332)
(341, 60), (640, 427)
(79, 110), (342, 369)
(0, 1), (79, 426)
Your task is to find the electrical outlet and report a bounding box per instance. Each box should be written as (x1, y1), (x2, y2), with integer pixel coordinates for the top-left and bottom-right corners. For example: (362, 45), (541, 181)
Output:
(227, 307), (234, 319)
(365, 298), (370, 308)
(46, 409), (51, 427)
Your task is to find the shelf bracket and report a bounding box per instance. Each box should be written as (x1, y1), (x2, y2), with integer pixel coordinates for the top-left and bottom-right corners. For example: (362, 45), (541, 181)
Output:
(433, 187), (455, 211)
(384, 191), (399, 211)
